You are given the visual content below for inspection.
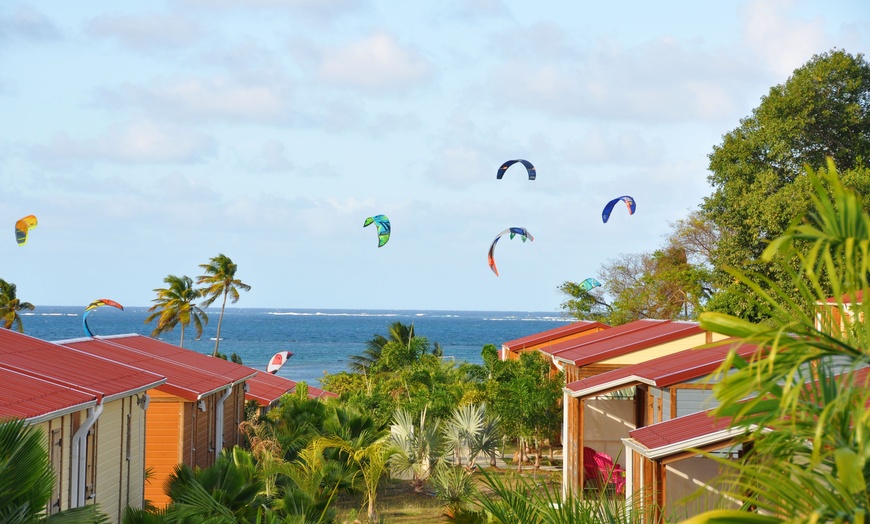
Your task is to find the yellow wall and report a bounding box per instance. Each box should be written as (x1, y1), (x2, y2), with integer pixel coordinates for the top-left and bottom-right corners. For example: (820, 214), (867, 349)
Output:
(598, 332), (728, 366)
(91, 396), (148, 523)
(35, 413), (78, 514)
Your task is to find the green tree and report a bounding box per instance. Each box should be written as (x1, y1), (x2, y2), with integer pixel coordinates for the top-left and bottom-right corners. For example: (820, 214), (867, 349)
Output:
(317, 434), (394, 523)
(703, 49), (870, 320)
(559, 210), (716, 324)
(349, 321), (417, 375)
(0, 279), (34, 333)
(485, 352), (562, 472)
(144, 275), (208, 348)
(197, 254), (251, 357)
(688, 160), (870, 521)
(0, 418), (109, 523)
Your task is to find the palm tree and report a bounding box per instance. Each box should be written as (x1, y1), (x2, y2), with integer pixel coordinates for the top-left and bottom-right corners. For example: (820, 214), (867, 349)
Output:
(389, 407), (443, 492)
(144, 275), (208, 348)
(316, 433), (394, 523)
(196, 254), (251, 357)
(0, 279), (34, 333)
(350, 321), (417, 374)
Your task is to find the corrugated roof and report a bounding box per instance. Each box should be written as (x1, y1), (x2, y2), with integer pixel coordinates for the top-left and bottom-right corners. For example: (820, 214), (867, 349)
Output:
(541, 319), (704, 366)
(626, 367), (870, 458)
(0, 329), (165, 402)
(246, 372), (297, 406)
(501, 321), (610, 351)
(566, 339), (760, 396)
(0, 366), (97, 422)
(60, 335), (255, 401)
(246, 372), (338, 405)
(627, 409), (737, 457)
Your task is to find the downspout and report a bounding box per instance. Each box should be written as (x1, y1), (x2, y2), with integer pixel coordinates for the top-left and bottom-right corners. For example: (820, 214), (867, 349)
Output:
(214, 387), (232, 458)
(551, 355), (565, 372)
(70, 403), (104, 508)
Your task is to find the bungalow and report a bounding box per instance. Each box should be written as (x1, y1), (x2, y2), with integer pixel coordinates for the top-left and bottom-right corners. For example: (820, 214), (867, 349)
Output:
(0, 329), (166, 522)
(622, 409), (743, 523)
(500, 320), (610, 362)
(543, 320), (729, 495)
(58, 334), (257, 508)
(562, 339), (758, 498)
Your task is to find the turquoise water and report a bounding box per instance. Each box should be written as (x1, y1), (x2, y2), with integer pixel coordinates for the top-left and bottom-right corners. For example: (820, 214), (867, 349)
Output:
(21, 307), (572, 387)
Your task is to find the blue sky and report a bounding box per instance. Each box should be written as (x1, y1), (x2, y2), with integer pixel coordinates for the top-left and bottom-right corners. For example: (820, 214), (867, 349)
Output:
(1, 0), (867, 312)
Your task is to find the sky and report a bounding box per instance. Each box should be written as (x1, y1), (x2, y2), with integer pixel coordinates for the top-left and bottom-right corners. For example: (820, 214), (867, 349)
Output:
(0, 0), (868, 313)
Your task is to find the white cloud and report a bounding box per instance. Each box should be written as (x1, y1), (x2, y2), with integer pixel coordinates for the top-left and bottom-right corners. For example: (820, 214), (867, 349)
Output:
(0, 5), (61, 42)
(85, 12), (200, 50)
(182, 0), (362, 19)
(252, 140), (294, 172)
(105, 76), (293, 124)
(559, 129), (665, 167)
(31, 120), (215, 166)
(741, 0), (830, 78)
(488, 37), (756, 123)
(316, 32), (432, 93)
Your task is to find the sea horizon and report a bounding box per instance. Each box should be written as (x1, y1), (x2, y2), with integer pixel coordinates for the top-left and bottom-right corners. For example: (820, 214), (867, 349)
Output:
(19, 306), (574, 386)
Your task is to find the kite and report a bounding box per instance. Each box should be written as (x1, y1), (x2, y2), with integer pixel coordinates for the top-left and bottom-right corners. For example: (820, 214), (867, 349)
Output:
(579, 278), (601, 292)
(602, 196), (636, 223)
(267, 351), (294, 374)
(82, 298), (124, 337)
(15, 215), (38, 246)
(363, 215), (391, 247)
(496, 159), (536, 181)
(488, 227), (534, 276)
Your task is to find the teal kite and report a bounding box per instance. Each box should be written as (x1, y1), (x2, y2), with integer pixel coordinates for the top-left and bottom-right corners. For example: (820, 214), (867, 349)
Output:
(579, 278), (601, 292)
(363, 215), (391, 247)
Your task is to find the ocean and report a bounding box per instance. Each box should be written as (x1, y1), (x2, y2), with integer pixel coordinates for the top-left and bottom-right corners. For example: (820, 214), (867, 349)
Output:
(20, 307), (572, 386)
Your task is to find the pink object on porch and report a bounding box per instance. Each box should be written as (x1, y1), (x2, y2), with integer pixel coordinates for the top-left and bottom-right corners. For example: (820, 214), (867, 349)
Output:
(583, 447), (626, 494)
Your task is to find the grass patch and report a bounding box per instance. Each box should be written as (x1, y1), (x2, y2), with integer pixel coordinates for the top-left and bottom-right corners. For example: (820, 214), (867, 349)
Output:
(334, 466), (563, 523)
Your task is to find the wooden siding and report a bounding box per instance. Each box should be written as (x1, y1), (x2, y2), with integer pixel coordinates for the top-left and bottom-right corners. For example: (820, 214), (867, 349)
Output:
(221, 384), (246, 450)
(564, 363), (622, 384)
(93, 399), (126, 522)
(145, 390), (184, 508)
(506, 326), (609, 360)
(36, 414), (76, 514)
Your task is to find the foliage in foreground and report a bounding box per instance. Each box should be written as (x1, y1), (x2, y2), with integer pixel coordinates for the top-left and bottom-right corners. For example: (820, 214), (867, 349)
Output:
(687, 160), (870, 522)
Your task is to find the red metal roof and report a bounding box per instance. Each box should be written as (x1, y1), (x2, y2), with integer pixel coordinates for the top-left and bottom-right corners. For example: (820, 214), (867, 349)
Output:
(824, 289), (864, 304)
(627, 367), (870, 458)
(246, 372), (297, 406)
(566, 339), (761, 395)
(628, 409), (736, 455)
(300, 385), (338, 399)
(60, 336), (255, 401)
(245, 372), (338, 405)
(0, 366), (97, 422)
(540, 319), (704, 366)
(0, 329), (165, 402)
(501, 321), (610, 351)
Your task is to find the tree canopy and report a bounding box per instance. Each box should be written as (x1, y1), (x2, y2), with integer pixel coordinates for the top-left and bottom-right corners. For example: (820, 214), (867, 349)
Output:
(702, 49), (870, 320)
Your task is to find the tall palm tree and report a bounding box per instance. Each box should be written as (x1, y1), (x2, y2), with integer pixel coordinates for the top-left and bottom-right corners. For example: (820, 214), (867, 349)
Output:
(196, 254), (251, 357)
(144, 275), (208, 348)
(0, 279), (34, 333)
